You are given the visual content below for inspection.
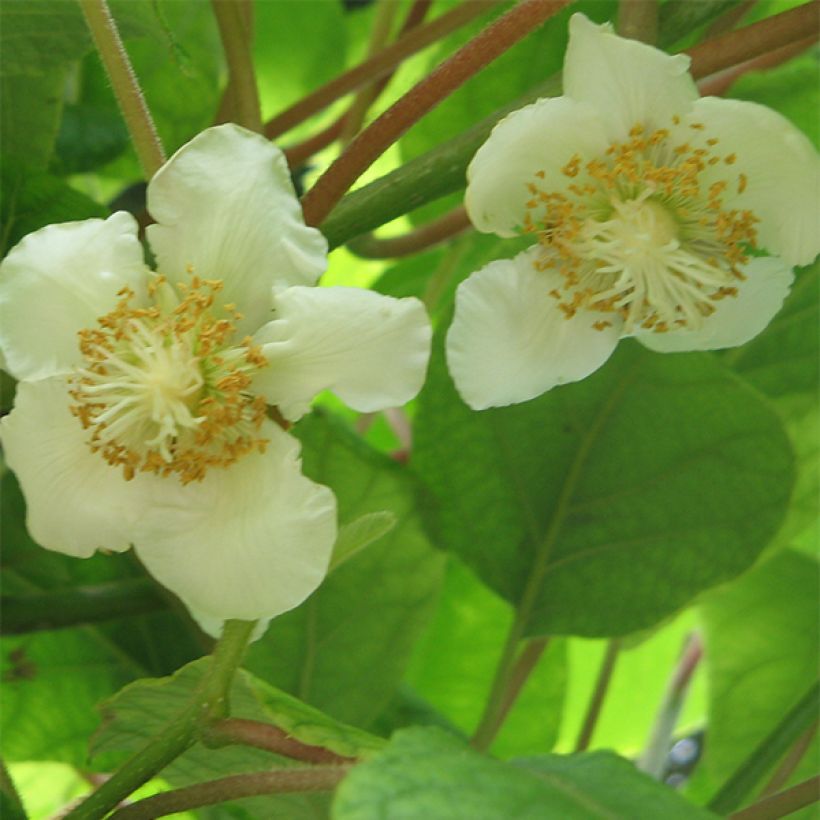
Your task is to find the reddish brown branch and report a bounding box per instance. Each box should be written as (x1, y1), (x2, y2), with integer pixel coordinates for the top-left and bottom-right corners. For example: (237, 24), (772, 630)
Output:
(347, 205), (471, 258)
(264, 1), (502, 140)
(301, 0), (571, 228)
(204, 718), (356, 765)
(686, 1), (819, 80)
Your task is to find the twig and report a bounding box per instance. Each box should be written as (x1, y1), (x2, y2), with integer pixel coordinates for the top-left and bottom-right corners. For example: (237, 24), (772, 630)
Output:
(575, 639), (622, 752)
(301, 0), (572, 227)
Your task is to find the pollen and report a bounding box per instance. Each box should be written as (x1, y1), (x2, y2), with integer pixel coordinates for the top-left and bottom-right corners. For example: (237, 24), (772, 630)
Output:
(523, 115), (758, 333)
(69, 275), (270, 484)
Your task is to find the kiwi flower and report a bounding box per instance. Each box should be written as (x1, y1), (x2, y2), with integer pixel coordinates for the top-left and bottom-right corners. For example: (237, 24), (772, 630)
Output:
(447, 13), (819, 410)
(0, 124), (431, 636)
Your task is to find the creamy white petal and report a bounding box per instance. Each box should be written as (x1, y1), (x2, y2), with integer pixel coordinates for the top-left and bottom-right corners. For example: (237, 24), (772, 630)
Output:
(0, 212), (147, 381)
(563, 13), (697, 140)
(132, 421), (337, 624)
(146, 124), (328, 335)
(252, 286), (431, 421)
(685, 97), (820, 266)
(446, 247), (622, 409)
(0, 377), (152, 557)
(466, 96), (608, 237)
(636, 256), (793, 352)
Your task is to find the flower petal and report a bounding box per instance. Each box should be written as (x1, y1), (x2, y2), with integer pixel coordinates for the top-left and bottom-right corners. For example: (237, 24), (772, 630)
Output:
(563, 13), (697, 139)
(636, 256), (793, 353)
(0, 377), (151, 557)
(252, 286), (431, 420)
(146, 124), (328, 335)
(686, 97), (820, 266)
(466, 96), (609, 237)
(132, 421), (336, 625)
(446, 247), (622, 409)
(0, 212), (147, 381)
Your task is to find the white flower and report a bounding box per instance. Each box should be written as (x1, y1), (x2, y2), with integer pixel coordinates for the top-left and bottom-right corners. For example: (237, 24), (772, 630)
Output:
(447, 13), (820, 410)
(0, 124), (431, 635)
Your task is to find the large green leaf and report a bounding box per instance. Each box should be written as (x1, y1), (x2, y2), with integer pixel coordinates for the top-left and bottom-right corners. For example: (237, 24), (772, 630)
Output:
(689, 549), (819, 801)
(413, 339), (794, 637)
(333, 726), (715, 819)
(405, 558), (566, 758)
(245, 412), (445, 727)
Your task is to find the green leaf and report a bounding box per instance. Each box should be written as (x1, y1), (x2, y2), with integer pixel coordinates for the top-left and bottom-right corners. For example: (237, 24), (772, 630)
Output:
(405, 558), (566, 758)
(332, 727), (715, 819)
(92, 658), (382, 819)
(330, 511), (397, 571)
(1, 160), (106, 257)
(245, 411), (445, 727)
(689, 549), (820, 801)
(413, 339), (795, 637)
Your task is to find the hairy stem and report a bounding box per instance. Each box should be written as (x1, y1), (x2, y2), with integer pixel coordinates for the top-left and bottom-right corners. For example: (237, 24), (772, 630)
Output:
(730, 775), (820, 820)
(265, 1), (502, 139)
(204, 718), (355, 765)
(78, 0), (165, 177)
(708, 681), (820, 815)
(212, 0), (262, 132)
(617, 0), (659, 44)
(574, 640), (622, 752)
(64, 620), (257, 820)
(347, 205), (471, 259)
(110, 766), (351, 820)
(302, 0), (570, 227)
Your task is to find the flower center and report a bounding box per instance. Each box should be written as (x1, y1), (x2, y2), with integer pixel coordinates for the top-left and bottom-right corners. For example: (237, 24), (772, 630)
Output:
(70, 274), (269, 484)
(524, 120), (759, 333)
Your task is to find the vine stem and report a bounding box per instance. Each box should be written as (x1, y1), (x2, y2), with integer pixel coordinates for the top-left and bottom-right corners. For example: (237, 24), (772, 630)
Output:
(708, 681), (820, 815)
(617, 0), (658, 44)
(301, 0), (571, 228)
(574, 639), (622, 752)
(64, 620), (257, 820)
(264, 1), (501, 139)
(77, 0), (165, 178)
(203, 718), (356, 765)
(730, 776), (820, 820)
(211, 0), (262, 133)
(109, 766), (351, 820)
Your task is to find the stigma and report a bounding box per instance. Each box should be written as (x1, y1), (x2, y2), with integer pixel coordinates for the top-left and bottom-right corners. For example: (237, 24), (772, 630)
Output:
(523, 119), (759, 333)
(70, 274), (269, 484)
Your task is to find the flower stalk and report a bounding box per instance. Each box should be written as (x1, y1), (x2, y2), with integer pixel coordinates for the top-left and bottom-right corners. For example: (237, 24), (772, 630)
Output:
(617, 0), (658, 44)
(77, 0), (165, 178)
(64, 619), (257, 820)
(301, 0), (572, 227)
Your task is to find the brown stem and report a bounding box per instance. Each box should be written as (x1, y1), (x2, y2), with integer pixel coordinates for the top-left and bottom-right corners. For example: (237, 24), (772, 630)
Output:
(686, 1), (820, 81)
(760, 720), (818, 797)
(264, 1), (502, 140)
(211, 0), (262, 132)
(705, 0), (757, 38)
(109, 766), (351, 820)
(574, 639), (622, 752)
(302, 0), (571, 228)
(730, 775), (820, 820)
(617, 0), (659, 44)
(347, 205), (471, 258)
(697, 35), (817, 96)
(204, 718), (356, 765)
(284, 0), (432, 168)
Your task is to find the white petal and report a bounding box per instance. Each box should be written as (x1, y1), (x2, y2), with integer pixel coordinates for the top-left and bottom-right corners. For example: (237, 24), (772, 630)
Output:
(0, 377), (151, 557)
(465, 96), (609, 237)
(636, 256), (793, 352)
(0, 212), (147, 381)
(445, 247), (622, 409)
(146, 124), (328, 335)
(686, 97), (820, 266)
(252, 286), (431, 421)
(563, 13), (697, 139)
(132, 421), (337, 624)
